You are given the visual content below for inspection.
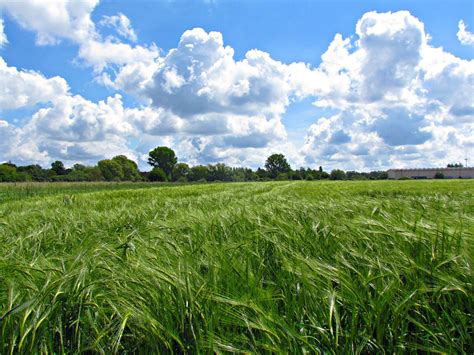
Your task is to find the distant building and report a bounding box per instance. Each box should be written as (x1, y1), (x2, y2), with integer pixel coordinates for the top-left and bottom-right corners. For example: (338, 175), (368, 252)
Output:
(387, 167), (474, 179)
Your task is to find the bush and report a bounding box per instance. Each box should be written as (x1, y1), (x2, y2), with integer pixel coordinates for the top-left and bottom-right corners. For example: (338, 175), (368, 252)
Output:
(434, 172), (444, 179)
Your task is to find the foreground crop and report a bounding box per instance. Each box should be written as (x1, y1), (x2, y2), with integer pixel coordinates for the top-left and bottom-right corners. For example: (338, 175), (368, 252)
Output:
(0, 180), (473, 353)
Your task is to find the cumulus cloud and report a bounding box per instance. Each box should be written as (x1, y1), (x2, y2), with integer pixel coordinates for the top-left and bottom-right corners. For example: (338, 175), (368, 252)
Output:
(141, 28), (293, 117)
(78, 40), (158, 72)
(0, 18), (7, 47)
(0, 0), (99, 45)
(0, 57), (69, 109)
(300, 11), (474, 170)
(105, 28), (297, 163)
(1, 92), (139, 165)
(99, 13), (137, 42)
(0, 0), (158, 71)
(457, 20), (474, 45)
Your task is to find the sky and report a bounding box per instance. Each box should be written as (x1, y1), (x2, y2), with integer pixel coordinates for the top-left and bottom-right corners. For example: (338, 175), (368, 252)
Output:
(0, 0), (473, 171)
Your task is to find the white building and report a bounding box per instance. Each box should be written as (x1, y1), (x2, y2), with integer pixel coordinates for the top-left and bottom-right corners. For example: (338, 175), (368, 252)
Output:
(387, 167), (474, 179)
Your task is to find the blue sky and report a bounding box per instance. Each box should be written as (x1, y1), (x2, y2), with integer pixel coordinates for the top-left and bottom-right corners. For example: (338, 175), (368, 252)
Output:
(0, 0), (473, 170)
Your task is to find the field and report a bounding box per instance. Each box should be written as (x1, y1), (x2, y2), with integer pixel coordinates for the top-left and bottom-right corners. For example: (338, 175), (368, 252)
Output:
(0, 180), (473, 353)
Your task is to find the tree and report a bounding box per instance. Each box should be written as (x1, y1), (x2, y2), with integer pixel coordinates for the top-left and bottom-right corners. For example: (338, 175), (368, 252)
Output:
(148, 167), (168, 182)
(434, 172), (444, 179)
(148, 147), (177, 178)
(264, 154), (291, 179)
(189, 165), (209, 182)
(112, 155), (141, 181)
(172, 163), (190, 182)
(330, 169), (346, 180)
(98, 159), (123, 181)
(73, 163), (86, 171)
(17, 164), (51, 181)
(256, 168), (268, 180)
(51, 160), (66, 175)
(208, 164), (232, 182)
(0, 164), (30, 182)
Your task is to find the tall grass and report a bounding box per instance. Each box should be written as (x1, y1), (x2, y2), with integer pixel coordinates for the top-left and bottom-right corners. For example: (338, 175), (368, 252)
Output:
(0, 180), (472, 353)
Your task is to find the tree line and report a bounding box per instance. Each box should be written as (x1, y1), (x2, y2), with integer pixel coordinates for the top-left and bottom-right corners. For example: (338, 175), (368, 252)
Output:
(0, 146), (388, 183)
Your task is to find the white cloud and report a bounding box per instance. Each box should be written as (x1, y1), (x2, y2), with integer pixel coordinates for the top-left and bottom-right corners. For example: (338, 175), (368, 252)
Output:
(300, 11), (474, 170)
(0, 0), (158, 71)
(0, 18), (7, 47)
(105, 28), (298, 164)
(77, 40), (159, 72)
(0, 57), (69, 109)
(139, 28), (293, 118)
(457, 20), (474, 45)
(100, 13), (137, 42)
(0, 0), (99, 45)
(1, 93), (138, 165)
(28, 94), (134, 142)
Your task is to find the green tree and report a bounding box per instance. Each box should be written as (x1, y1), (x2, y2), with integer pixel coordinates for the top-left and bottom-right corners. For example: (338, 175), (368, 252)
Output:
(264, 154), (291, 179)
(208, 163), (232, 182)
(112, 155), (141, 181)
(0, 164), (30, 182)
(73, 163), (86, 171)
(17, 164), (51, 181)
(172, 163), (190, 182)
(189, 165), (209, 182)
(148, 147), (177, 178)
(98, 159), (124, 181)
(148, 167), (168, 182)
(256, 168), (268, 180)
(330, 169), (346, 180)
(51, 160), (66, 175)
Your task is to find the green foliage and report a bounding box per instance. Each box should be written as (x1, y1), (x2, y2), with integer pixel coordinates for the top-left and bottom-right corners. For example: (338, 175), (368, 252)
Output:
(51, 160), (66, 175)
(330, 169), (346, 180)
(189, 165), (209, 182)
(434, 172), (445, 179)
(0, 164), (31, 182)
(207, 163), (232, 182)
(147, 146), (177, 177)
(98, 159), (124, 181)
(111, 155), (141, 181)
(17, 164), (52, 181)
(265, 153), (291, 179)
(97, 156), (141, 182)
(276, 172), (289, 180)
(172, 163), (190, 182)
(148, 167), (168, 182)
(0, 180), (472, 353)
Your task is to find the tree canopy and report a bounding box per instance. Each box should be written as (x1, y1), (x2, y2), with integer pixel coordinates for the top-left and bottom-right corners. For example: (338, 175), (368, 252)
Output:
(265, 154), (291, 179)
(148, 147), (177, 177)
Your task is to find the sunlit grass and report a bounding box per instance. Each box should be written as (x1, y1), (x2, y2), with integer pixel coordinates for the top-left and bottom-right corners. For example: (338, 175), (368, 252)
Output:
(0, 180), (473, 353)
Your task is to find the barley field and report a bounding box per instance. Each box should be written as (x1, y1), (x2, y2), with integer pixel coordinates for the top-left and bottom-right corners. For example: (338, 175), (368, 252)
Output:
(0, 180), (473, 353)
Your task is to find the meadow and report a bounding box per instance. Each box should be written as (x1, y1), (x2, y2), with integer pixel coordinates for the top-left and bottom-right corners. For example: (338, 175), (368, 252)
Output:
(0, 180), (472, 353)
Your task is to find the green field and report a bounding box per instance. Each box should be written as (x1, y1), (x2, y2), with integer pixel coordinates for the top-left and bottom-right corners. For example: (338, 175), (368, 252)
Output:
(0, 180), (473, 353)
